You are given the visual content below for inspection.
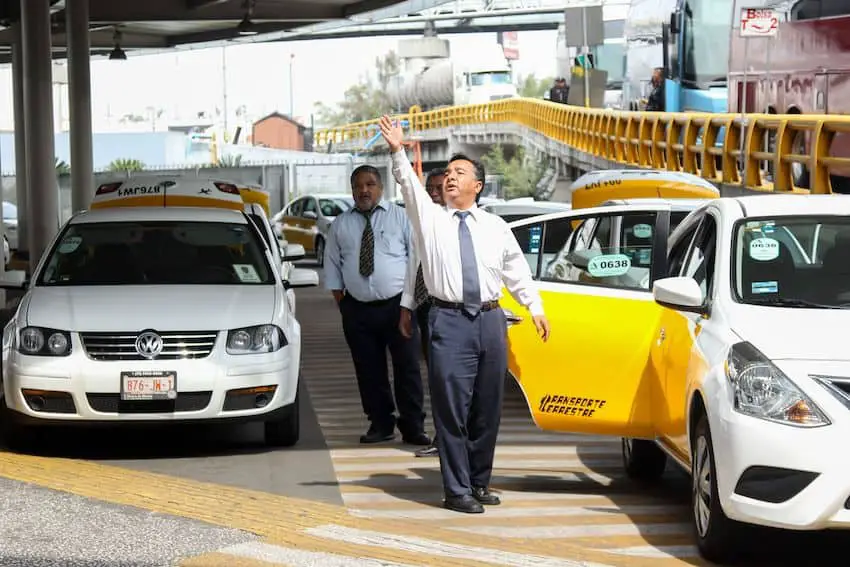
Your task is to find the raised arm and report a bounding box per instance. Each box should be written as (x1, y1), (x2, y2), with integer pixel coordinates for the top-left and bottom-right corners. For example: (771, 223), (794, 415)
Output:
(378, 115), (439, 238)
(323, 220), (345, 304)
(500, 221), (550, 341)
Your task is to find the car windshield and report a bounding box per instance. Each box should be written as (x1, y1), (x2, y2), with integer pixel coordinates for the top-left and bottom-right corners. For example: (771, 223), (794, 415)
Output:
(319, 198), (353, 217)
(37, 220), (275, 286)
(733, 216), (850, 308)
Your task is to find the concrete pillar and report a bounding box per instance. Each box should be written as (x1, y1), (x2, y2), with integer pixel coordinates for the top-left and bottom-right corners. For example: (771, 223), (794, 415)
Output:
(21, 0), (60, 273)
(11, 25), (29, 256)
(67, 0), (93, 213)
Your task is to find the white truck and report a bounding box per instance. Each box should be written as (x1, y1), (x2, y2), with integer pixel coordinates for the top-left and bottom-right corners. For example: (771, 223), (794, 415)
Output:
(387, 41), (517, 111)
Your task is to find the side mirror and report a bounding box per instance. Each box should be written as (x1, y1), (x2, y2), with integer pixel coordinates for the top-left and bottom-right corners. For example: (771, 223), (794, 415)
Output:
(283, 243), (306, 261)
(302, 211), (318, 220)
(653, 276), (706, 314)
(669, 11), (680, 34)
(284, 267), (319, 289)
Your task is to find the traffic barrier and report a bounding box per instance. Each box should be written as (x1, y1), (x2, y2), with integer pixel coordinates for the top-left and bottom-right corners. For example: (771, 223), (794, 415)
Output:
(313, 98), (850, 194)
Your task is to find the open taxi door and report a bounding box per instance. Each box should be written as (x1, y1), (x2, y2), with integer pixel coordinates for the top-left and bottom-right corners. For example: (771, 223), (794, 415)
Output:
(500, 204), (673, 439)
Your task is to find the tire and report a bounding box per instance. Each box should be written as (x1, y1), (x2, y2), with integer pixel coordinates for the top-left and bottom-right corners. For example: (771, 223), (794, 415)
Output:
(264, 385), (300, 448)
(314, 237), (325, 268)
(691, 412), (740, 562)
(622, 438), (667, 482)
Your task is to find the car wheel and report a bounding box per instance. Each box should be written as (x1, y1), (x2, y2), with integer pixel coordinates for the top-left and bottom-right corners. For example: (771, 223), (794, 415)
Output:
(314, 237), (325, 267)
(622, 437), (667, 482)
(691, 412), (739, 562)
(264, 384), (300, 447)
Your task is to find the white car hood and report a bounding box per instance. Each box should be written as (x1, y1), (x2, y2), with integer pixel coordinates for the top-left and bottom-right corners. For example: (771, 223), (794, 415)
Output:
(24, 286), (278, 332)
(731, 307), (850, 362)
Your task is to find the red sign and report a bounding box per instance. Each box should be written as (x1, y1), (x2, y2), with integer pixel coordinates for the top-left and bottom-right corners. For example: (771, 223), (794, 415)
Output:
(501, 31), (519, 60)
(740, 7), (779, 37)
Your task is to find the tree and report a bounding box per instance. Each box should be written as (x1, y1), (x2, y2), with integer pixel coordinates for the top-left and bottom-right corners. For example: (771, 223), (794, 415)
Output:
(481, 144), (545, 199)
(313, 51), (400, 127)
(518, 73), (554, 99)
(107, 158), (145, 172)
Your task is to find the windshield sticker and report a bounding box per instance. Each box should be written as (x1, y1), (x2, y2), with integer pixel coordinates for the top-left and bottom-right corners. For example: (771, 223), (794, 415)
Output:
(632, 223), (653, 239)
(752, 281), (778, 294)
(57, 236), (82, 254)
(528, 225), (542, 253)
(587, 254), (631, 277)
(233, 264), (261, 283)
(749, 237), (780, 261)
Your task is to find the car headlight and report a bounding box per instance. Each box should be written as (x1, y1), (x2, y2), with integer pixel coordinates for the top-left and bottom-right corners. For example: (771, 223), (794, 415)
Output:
(226, 324), (287, 355)
(18, 326), (72, 357)
(724, 341), (829, 427)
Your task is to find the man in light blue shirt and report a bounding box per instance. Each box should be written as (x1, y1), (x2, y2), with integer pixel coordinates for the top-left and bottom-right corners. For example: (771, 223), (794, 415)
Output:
(324, 165), (431, 446)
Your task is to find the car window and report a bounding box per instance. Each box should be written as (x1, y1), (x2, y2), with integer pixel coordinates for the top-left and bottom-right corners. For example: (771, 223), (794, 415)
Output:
(37, 221), (275, 286)
(512, 222), (543, 277)
(319, 198), (350, 218)
(682, 215), (717, 301)
(667, 217), (701, 277)
(511, 217), (576, 279)
(286, 199), (303, 217)
(733, 216), (850, 307)
(542, 211), (660, 291)
(302, 198), (317, 217)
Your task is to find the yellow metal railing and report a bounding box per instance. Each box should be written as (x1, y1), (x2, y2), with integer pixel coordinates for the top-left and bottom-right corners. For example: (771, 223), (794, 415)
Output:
(313, 98), (850, 194)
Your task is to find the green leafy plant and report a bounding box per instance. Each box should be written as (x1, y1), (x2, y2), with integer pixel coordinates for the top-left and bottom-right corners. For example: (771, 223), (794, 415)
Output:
(107, 158), (145, 172)
(481, 144), (546, 199)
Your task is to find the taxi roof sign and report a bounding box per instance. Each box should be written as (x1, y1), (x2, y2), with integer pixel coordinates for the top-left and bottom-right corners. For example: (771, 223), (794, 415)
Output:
(91, 177), (244, 211)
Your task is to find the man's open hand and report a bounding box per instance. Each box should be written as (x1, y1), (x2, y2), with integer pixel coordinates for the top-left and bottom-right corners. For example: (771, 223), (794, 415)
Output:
(379, 115), (404, 153)
(532, 314), (550, 342)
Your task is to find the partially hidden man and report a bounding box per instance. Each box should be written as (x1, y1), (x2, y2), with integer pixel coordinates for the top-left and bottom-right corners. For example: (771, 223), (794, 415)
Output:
(324, 164), (431, 447)
(379, 115), (551, 514)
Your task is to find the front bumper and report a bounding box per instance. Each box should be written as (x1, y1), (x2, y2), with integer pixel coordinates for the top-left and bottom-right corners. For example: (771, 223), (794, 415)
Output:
(708, 360), (850, 531)
(3, 334), (298, 425)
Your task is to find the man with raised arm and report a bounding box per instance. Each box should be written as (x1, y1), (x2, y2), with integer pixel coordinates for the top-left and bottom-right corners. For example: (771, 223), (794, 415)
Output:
(378, 115), (551, 514)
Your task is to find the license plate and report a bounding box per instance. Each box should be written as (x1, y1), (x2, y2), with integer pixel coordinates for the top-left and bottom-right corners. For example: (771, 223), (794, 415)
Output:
(120, 371), (177, 401)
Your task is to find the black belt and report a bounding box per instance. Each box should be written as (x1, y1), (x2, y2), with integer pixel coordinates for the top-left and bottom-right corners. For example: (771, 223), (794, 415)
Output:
(430, 297), (500, 312)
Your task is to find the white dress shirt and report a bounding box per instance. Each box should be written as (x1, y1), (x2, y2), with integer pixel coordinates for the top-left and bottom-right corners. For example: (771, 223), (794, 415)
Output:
(401, 242), (422, 311)
(390, 149), (544, 317)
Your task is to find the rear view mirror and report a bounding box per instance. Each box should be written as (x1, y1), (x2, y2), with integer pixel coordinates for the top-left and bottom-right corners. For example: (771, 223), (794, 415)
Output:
(302, 211), (318, 220)
(283, 243), (305, 261)
(566, 249), (597, 270)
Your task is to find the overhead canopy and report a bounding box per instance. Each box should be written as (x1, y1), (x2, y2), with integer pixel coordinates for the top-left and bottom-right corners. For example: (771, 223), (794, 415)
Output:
(0, 0), (450, 60)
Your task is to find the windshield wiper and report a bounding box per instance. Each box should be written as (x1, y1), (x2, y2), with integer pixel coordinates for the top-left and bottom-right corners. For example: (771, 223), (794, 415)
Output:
(747, 298), (843, 309)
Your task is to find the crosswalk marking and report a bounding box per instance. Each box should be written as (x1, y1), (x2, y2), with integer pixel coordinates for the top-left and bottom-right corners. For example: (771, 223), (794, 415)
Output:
(304, 524), (613, 567)
(300, 288), (700, 565)
(214, 541), (416, 566)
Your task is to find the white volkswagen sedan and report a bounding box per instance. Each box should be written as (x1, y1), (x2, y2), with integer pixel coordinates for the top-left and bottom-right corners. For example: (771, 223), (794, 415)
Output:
(500, 194), (850, 562)
(1, 181), (318, 450)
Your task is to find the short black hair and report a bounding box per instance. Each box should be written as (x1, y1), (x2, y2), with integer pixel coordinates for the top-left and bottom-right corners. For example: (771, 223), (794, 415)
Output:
(425, 167), (446, 185)
(448, 153), (485, 204)
(448, 154), (485, 184)
(350, 165), (382, 188)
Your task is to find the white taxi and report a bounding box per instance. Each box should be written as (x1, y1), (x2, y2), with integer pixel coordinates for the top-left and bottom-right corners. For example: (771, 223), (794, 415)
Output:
(500, 194), (850, 561)
(1, 176), (318, 449)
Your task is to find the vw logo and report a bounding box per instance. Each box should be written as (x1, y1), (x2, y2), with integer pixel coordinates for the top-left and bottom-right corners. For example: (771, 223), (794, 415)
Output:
(135, 331), (163, 359)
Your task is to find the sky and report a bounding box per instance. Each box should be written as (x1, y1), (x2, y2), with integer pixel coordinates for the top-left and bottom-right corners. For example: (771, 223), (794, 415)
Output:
(0, 30), (559, 133)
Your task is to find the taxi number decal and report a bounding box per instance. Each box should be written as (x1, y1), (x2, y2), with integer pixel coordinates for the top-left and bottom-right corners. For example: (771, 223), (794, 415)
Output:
(587, 254), (631, 277)
(539, 395), (606, 417)
(749, 237), (779, 261)
(583, 178), (623, 190)
(118, 185), (162, 197)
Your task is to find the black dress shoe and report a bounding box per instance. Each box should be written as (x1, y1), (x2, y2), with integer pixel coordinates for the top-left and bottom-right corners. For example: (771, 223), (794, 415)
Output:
(472, 486), (501, 505)
(444, 494), (484, 514)
(402, 432), (431, 446)
(360, 425), (395, 444)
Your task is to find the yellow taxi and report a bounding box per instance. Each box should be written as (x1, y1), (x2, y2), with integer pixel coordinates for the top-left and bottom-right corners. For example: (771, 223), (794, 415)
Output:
(569, 169), (720, 210)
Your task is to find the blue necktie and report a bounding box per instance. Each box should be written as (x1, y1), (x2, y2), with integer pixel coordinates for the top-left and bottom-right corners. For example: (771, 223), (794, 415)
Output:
(456, 211), (481, 317)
